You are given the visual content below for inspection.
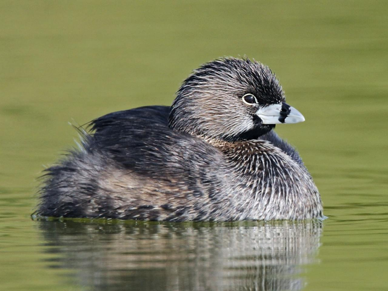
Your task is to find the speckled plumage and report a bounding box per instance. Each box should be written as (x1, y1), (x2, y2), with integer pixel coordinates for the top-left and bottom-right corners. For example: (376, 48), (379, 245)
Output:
(37, 58), (323, 221)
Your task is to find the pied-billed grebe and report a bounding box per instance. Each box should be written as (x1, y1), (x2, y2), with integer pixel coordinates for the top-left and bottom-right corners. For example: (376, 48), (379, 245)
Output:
(38, 57), (323, 221)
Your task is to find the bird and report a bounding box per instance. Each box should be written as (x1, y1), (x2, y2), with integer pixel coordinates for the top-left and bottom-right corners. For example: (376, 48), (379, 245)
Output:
(37, 57), (323, 221)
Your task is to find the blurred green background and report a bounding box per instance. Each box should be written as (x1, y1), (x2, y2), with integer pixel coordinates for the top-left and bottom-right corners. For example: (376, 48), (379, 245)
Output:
(1, 1), (387, 290)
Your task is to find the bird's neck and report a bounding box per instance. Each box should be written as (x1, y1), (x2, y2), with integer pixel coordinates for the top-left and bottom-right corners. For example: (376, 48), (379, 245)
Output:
(205, 139), (276, 175)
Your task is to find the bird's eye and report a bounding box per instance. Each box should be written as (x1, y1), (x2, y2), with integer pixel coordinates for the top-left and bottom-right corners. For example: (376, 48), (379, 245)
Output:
(242, 94), (258, 105)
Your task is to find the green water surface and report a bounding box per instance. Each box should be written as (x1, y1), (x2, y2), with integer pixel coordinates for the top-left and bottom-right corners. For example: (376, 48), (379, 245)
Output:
(1, 1), (387, 290)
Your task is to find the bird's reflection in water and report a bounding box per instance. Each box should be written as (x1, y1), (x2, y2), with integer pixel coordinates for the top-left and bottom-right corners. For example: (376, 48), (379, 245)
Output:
(38, 220), (322, 291)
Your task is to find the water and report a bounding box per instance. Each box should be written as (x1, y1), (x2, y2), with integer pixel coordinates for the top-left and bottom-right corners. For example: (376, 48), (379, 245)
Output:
(1, 1), (388, 290)
(36, 220), (322, 291)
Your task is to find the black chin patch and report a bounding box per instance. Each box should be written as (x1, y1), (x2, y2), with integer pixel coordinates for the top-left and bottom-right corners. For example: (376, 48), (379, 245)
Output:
(223, 115), (276, 141)
(233, 123), (275, 141)
(279, 103), (291, 123)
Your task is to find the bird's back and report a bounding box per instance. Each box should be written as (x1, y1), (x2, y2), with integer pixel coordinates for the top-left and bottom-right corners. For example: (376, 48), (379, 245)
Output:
(38, 106), (233, 221)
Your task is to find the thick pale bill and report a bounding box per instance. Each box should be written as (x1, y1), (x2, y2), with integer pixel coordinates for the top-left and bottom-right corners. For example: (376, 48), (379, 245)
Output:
(256, 104), (305, 124)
